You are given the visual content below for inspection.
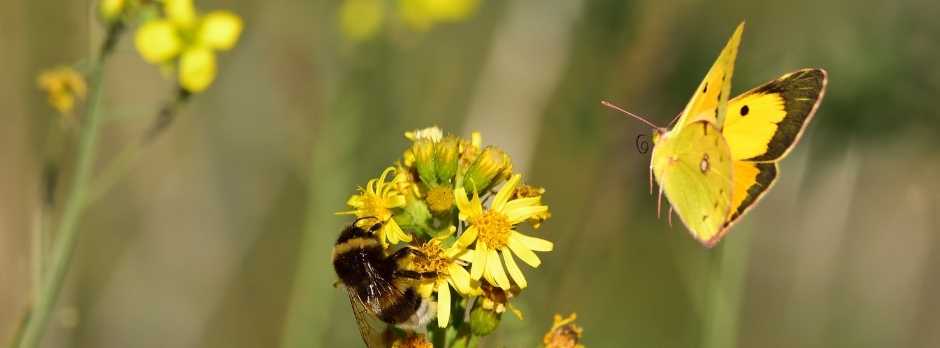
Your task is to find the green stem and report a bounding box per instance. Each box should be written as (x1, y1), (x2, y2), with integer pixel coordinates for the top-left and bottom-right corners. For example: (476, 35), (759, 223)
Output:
(87, 87), (188, 206)
(15, 54), (110, 348)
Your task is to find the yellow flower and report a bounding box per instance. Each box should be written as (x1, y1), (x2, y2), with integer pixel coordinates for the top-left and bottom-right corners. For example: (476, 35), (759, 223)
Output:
(99, 0), (126, 22)
(37, 67), (87, 115)
(338, 167), (412, 245)
(340, 0), (383, 41)
(399, 0), (480, 32)
(409, 239), (471, 327)
(134, 0), (242, 92)
(453, 174), (552, 289)
(542, 313), (584, 348)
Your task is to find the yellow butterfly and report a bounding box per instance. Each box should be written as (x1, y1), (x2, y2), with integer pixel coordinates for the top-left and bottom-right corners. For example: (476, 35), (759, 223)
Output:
(604, 22), (827, 247)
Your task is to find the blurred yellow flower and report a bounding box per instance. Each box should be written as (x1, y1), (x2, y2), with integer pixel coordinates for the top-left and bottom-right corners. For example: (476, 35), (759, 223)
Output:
(337, 167), (412, 246)
(37, 67), (87, 115)
(409, 239), (471, 327)
(340, 0), (384, 41)
(453, 174), (552, 289)
(99, 0), (126, 22)
(134, 0), (242, 92)
(339, 0), (480, 41)
(399, 0), (480, 31)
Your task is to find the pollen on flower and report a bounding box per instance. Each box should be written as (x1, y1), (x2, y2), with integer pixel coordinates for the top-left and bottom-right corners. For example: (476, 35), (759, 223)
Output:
(543, 313), (584, 348)
(411, 242), (450, 275)
(473, 211), (511, 249)
(426, 186), (454, 214)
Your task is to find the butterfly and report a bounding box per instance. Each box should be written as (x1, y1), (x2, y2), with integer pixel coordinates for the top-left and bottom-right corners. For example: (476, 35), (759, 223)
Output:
(603, 22), (827, 247)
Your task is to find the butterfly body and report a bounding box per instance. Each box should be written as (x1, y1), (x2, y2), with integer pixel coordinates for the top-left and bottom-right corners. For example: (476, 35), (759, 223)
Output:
(612, 22), (828, 247)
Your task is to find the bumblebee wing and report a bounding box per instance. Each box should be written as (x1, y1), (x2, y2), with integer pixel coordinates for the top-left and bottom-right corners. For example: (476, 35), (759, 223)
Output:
(346, 288), (390, 348)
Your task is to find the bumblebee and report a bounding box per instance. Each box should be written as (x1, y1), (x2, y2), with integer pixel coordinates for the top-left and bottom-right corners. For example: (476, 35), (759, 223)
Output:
(332, 219), (436, 347)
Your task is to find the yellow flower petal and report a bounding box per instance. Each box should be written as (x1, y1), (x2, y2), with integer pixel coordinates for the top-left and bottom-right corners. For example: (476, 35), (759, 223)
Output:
(471, 242), (488, 280)
(487, 249), (510, 289)
(452, 226), (478, 251)
(501, 247), (527, 288)
(516, 232), (553, 252)
(345, 195), (365, 207)
(436, 280), (450, 327)
(197, 11), (243, 51)
(455, 248), (475, 263)
(448, 263), (471, 294)
(384, 194), (407, 208)
(491, 174), (520, 212)
(503, 197), (542, 211)
(165, 0), (197, 28)
(427, 0), (479, 22)
(417, 281), (434, 298)
(383, 219), (412, 243)
(505, 205), (548, 225)
(454, 188), (482, 220)
(507, 233), (541, 267)
(135, 20), (182, 63)
(178, 47), (217, 92)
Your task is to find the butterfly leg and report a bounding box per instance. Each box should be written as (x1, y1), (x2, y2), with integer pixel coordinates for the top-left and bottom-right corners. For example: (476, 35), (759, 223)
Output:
(668, 206), (674, 228)
(656, 186), (664, 219)
(648, 165), (654, 195)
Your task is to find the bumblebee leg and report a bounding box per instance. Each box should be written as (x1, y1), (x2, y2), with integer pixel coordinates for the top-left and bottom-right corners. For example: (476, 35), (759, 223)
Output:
(389, 247), (427, 262)
(395, 270), (437, 280)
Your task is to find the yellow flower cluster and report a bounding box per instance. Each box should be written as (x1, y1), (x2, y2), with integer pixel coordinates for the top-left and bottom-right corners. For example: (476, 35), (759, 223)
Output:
(37, 67), (87, 116)
(337, 126), (553, 335)
(134, 0), (243, 92)
(339, 0), (481, 41)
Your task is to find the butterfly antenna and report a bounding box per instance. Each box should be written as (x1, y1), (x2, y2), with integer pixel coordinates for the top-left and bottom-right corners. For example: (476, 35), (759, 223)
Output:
(667, 111), (683, 127)
(601, 101), (660, 129)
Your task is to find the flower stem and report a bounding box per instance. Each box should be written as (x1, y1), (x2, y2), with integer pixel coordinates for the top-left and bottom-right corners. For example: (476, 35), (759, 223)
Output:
(14, 48), (111, 348)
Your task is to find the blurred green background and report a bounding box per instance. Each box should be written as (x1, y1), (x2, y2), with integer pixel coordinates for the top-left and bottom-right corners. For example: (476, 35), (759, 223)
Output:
(2, 0), (940, 347)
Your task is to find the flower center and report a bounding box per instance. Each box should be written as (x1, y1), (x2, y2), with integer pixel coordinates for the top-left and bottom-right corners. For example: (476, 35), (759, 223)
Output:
(473, 211), (511, 249)
(362, 194), (391, 220)
(426, 186), (454, 213)
(412, 243), (450, 275)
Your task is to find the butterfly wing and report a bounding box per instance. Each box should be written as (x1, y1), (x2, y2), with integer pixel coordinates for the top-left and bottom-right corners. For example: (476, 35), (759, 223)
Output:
(651, 121), (734, 247)
(720, 68), (827, 230)
(673, 22), (744, 129)
(723, 68), (828, 161)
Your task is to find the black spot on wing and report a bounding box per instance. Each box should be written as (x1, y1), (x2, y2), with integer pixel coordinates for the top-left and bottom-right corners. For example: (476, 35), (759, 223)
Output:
(703, 83), (708, 93)
(740, 105), (749, 116)
(745, 69), (826, 161)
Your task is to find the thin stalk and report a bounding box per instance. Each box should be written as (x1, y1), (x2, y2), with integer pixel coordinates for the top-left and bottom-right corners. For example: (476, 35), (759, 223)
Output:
(15, 51), (111, 348)
(87, 87), (188, 206)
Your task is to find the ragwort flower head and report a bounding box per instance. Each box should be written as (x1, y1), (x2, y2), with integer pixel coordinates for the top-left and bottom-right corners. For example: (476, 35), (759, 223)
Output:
(335, 126), (558, 343)
(408, 239), (471, 327)
(37, 66), (87, 116)
(135, 0), (243, 92)
(338, 167), (412, 246)
(453, 174), (553, 290)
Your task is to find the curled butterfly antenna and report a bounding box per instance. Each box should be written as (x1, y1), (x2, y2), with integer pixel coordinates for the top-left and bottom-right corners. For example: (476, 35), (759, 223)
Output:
(601, 100), (661, 129)
(635, 134), (651, 154)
